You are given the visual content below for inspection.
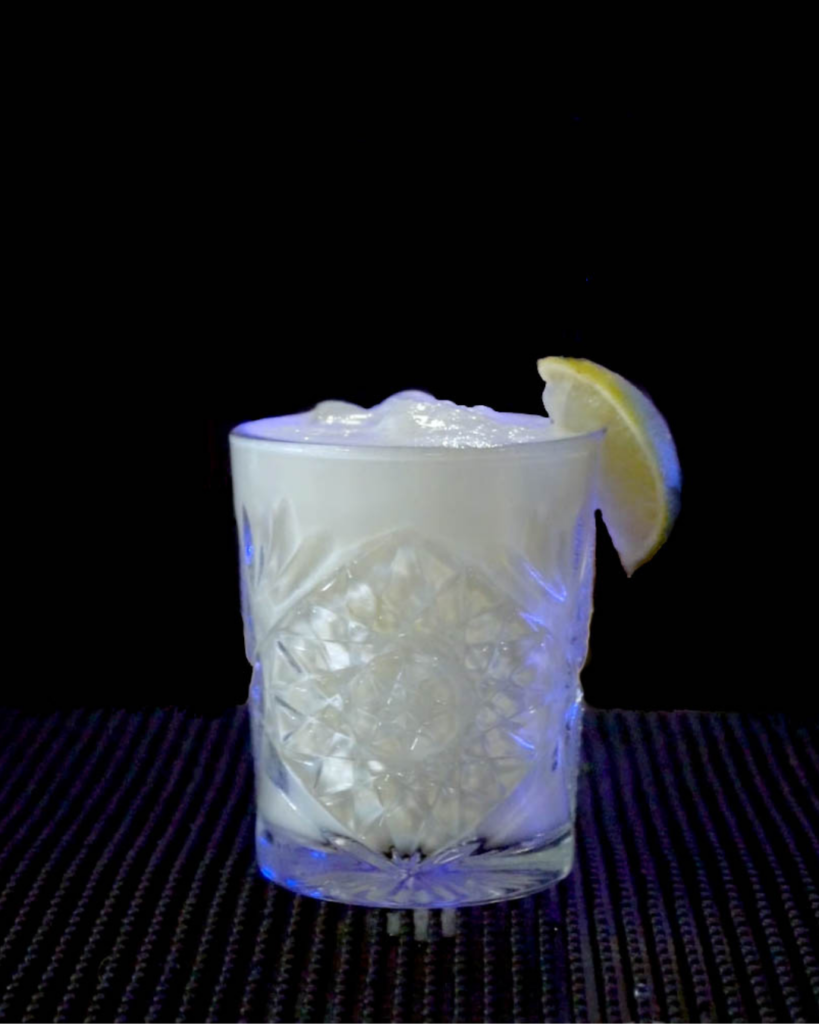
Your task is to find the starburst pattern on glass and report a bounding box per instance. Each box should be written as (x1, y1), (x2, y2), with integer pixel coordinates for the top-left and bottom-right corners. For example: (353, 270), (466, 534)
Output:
(244, 510), (590, 863)
(262, 529), (570, 855)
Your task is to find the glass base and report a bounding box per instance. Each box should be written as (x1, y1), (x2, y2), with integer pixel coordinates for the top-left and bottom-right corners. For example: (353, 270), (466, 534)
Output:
(256, 816), (575, 908)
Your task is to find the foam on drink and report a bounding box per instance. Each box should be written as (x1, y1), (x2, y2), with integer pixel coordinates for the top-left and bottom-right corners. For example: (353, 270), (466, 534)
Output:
(233, 391), (572, 448)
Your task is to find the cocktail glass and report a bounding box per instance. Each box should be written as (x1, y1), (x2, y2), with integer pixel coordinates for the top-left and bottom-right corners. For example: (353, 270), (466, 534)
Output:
(230, 424), (601, 907)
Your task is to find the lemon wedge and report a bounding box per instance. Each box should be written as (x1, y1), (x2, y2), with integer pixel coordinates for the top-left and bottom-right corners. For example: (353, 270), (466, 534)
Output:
(537, 357), (681, 574)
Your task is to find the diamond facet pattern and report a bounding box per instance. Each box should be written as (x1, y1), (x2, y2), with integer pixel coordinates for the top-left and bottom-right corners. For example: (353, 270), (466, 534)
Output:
(252, 529), (585, 855)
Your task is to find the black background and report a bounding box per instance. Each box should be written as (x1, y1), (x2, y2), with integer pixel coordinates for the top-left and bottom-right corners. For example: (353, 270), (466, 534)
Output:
(8, 104), (799, 711)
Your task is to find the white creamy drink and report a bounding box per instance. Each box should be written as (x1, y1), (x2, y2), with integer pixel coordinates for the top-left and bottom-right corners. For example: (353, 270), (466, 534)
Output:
(230, 391), (600, 906)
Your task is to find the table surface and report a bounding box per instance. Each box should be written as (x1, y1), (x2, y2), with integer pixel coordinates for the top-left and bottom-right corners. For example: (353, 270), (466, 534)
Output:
(0, 707), (816, 1023)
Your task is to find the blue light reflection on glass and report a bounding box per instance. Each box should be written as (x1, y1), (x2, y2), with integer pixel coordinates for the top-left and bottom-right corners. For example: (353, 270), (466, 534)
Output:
(520, 611), (546, 630)
(242, 509), (254, 567)
(525, 562), (566, 603)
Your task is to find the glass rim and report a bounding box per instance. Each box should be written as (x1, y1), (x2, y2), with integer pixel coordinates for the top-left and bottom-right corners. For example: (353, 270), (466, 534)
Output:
(229, 423), (606, 460)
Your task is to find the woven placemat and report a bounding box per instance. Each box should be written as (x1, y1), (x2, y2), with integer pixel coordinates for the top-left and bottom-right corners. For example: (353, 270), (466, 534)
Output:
(0, 707), (817, 1022)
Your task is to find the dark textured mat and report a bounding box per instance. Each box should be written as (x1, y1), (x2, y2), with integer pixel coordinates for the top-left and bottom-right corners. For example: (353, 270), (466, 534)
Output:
(0, 707), (817, 1022)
